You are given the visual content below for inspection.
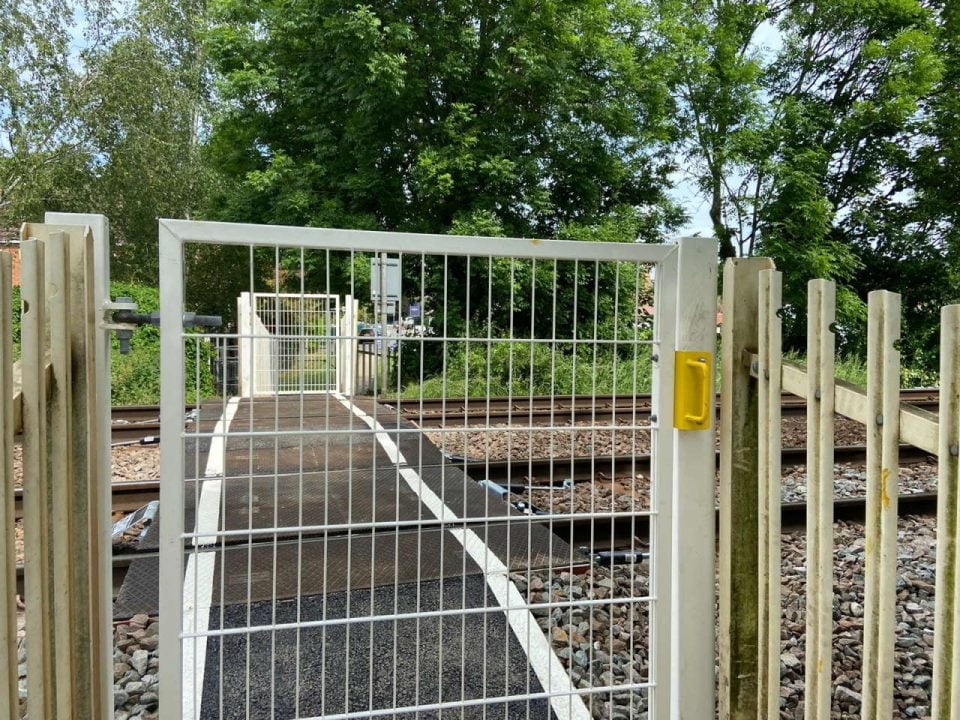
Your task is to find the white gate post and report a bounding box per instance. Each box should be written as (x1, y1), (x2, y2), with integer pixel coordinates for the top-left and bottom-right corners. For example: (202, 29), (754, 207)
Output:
(238, 291), (251, 397)
(339, 294), (356, 395)
(670, 236), (718, 718)
(158, 220), (185, 720)
(651, 244), (678, 720)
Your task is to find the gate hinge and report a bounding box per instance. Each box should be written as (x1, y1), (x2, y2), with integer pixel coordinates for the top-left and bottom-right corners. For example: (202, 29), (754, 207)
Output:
(102, 296), (223, 354)
(674, 351), (713, 430)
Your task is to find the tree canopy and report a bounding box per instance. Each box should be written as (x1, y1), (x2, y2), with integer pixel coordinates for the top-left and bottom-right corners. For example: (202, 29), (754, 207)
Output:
(1, 0), (958, 373)
(204, 0), (682, 241)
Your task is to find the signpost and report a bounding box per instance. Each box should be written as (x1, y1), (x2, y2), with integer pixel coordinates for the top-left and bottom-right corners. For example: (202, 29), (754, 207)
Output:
(371, 255), (400, 391)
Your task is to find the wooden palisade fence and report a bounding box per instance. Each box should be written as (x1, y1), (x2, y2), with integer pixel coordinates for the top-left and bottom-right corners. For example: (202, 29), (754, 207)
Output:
(719, 257), (958, 719)
(0, 216), (113, 719)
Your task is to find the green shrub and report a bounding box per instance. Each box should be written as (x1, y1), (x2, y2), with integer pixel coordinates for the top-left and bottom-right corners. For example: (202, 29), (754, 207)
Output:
(9, 281), (217, 405)
(782, 351), (937, 389)
(110, 282), (217, 404)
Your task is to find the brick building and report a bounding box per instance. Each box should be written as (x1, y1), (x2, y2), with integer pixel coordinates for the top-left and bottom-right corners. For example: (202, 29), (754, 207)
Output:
(0, 228), (20, 286)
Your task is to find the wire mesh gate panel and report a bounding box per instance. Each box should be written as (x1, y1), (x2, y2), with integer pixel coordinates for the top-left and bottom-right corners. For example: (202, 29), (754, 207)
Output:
(158, 220), (717, 720)
(237, 292), (340, 395)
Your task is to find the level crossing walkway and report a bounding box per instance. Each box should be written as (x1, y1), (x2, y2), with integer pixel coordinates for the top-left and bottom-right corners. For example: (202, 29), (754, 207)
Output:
(117, 394), (590, 720)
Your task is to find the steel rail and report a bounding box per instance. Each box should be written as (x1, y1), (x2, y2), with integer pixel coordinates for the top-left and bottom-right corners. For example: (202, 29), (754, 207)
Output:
(86, 445), (938, 549)
(388, 388), (941, 426)
(452, 443), (935, 485)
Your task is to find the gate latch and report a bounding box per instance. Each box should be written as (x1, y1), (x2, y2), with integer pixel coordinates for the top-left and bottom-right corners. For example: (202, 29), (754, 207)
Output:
(673, 351), (713, 430)
(103, 296), (223, 355)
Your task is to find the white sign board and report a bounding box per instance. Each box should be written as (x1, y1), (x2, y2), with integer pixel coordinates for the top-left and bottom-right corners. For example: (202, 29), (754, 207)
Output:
(371, 256), (401, 303)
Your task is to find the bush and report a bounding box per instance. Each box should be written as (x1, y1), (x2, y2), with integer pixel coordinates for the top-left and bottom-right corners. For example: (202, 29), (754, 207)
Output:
(9, 281), (217, 405)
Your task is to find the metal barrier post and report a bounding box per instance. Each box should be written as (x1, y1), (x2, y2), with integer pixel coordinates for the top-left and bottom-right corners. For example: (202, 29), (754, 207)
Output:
(669, 237), (718, 718)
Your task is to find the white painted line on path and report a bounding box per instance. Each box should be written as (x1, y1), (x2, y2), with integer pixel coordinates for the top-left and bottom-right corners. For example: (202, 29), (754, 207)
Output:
(333, 393), (591, 720)
(183, 397), (240, 720)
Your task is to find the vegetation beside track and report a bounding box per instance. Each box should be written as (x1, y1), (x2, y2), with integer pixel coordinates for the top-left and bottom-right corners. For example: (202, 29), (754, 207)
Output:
(401, 342), (656, 399)
(11, 282), (216, 405)
(401, 342), (936, 400)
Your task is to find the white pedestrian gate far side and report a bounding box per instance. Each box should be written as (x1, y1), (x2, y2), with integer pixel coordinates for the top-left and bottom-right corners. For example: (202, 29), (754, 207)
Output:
(236, 291), (341, 396)
(157, 220), (717, 720)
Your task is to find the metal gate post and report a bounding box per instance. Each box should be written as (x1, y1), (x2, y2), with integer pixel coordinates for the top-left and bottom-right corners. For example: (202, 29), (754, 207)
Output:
(238, 291), (251, 397)
(158, 220), (186, 720)
(651, 242), (678, 720)
(670, 237), (718, 717)
(340, 294), (356, 395)
(717, 256), (775, 719)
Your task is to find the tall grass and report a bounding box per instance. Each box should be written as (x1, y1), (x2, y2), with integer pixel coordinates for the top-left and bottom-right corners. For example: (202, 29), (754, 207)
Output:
(782, 351), (938, 388)
(401, 342), (653, 398)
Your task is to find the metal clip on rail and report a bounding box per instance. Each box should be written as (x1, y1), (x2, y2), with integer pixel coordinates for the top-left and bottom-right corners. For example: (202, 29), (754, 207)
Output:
(103, 296), (223, 354)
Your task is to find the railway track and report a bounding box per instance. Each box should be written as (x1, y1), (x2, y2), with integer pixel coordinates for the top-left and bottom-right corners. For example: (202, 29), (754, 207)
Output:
(110, 404), (199, 442)
(13, 480), (160, 520)
(95, 397), (942, 555)
(452, 442), (934, 485)
(388, 388), (941, 426)
(90, 442), (938, 549)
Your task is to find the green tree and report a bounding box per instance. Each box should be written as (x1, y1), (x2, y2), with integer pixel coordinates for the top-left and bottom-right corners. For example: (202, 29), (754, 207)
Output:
(204, 0), (682, 240)
(76, 0), (214, 281)
(656, 0), (774, 260)
(0, 0), (213, 283)
(0, 0), (111, 222)
(663, 0), (943, 361)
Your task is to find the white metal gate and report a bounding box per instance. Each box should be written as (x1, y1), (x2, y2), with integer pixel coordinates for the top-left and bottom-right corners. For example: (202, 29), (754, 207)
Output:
(237, 291), (340, 395)
(159, 220), (717, 720)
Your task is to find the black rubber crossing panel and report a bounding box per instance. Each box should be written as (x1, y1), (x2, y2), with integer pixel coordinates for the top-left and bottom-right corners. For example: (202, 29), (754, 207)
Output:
(199, 575), (554, 720)
(117, 395), (583, 620)
(115, 515), (584, 618)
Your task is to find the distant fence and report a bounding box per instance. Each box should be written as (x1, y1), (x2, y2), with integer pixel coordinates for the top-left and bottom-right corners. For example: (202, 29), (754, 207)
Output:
(236, 291), (359, 396)
(719, 259), (959, 718)
(1, 217), (112, 719)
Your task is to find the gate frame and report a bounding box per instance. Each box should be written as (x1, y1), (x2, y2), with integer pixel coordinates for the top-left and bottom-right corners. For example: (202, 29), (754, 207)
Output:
(158, 219), (717, 720)
(237, 290), (342, 396)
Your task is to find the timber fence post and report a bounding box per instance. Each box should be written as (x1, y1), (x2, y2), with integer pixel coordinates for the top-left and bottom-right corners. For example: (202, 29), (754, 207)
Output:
(0, 254), (15, 720)
(934, 304), (960, 717)
(805, 280), (836, 720)
(862, 290), (901, 720)
(757, 268), (783, 718)
(718, 256), (774, 719)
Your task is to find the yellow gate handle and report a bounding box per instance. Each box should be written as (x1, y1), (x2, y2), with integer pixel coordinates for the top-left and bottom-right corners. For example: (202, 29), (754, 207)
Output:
(684, 358), (709, 425)
(673, 351), (713, 430)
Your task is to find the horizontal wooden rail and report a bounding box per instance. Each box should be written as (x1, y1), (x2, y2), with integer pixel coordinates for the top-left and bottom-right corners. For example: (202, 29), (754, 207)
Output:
(747, 357), (940, 456)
